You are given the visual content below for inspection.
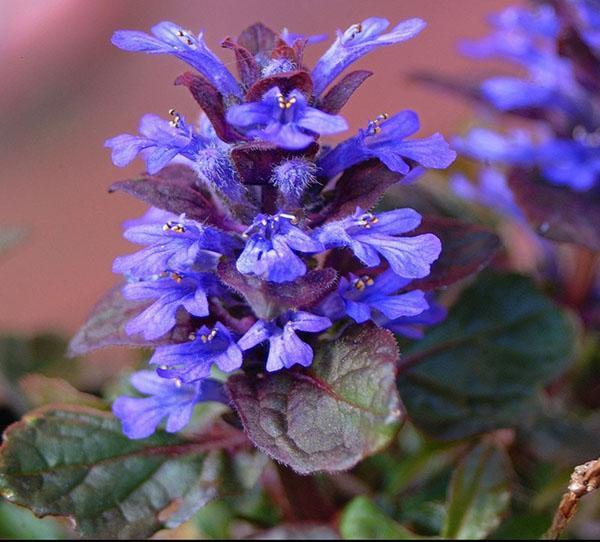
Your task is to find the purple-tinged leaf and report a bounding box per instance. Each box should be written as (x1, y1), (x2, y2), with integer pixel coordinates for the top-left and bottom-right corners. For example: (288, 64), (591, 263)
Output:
(217, 260), (337, 320)
(558, 27), (600, 92)
(409, 216), (501, 291)
(175, 72), (244, 143)
(315, 160), (404, 224)
(318, 70), (373, 114)
(68, 284), (194, 356)
(0, 405), (247, 538)
(230, 141), (319, 186)
(226, 324), (402, 474)
(108, 164), (237, 229)
(245, 70), (313, 102)
(508, 170), (600, 251)
(271, 39), (298, 64)
(237, 22), (277, 57)
(221, 37), (260, 88)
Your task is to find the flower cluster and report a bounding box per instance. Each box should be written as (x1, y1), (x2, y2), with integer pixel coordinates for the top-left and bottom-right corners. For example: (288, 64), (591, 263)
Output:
(451, 1), (600, 207)
(106, 17), (456, 439)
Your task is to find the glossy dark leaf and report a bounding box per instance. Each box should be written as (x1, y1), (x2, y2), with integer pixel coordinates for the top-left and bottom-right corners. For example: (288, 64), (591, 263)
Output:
(175, 72), (244, 143)
(68, 284), (193, 356)
(0, 405), (245, 538)
(508, 171), (600, 251)
(443, 441), (512, 539)
(237, 22), (277, 57)
(109, 164), (234, 229)
(217, 260), (337, 320)
(231, 141), (319, 186)
(245, 70), (313, 102)
(339, 496), (420, 540)
(409, 216), (501, 291)
(318, 70), (373, 114)
(398, 273), (576, 440)
(226, 325), (402, 474)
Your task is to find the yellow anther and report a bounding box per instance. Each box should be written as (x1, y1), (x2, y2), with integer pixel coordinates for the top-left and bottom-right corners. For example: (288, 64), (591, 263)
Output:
(354, 278), (366, 290)
(188, 332), (197, 341)
(171, 272), (183, 283)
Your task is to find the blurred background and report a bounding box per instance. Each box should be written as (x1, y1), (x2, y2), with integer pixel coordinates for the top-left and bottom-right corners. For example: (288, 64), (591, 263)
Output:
(0, 0), (514, 336)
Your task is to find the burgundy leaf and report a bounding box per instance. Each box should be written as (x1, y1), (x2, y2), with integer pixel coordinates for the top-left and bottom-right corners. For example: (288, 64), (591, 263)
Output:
(315, 160), (404, 224)
(174, 72), (244, 143)
(68, 285), (194, 356)
(217, 259), (337, 320)
(238, 22), (277, 57)
(221, 37), (260, 88)
(271, 40), (298, 64)
(318, 70), (373, 114)
(226, 324), (402, 474)
(245, 70), (313, 102)
(231, 141), (319, 185)
(108, 165), (236, 229)
(558, 27), (600, 92)
(409, 216), (501, 291)
(508, 170), (600, 251)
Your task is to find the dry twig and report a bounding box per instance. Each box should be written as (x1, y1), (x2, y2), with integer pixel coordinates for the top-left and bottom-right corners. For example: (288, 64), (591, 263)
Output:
(544, 457), (600, 539)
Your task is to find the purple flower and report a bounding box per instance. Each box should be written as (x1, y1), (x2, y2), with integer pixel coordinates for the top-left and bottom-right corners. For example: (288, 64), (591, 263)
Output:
(377, 298), (447, 339)
(450, 168), (523, 219)
(237, 213), (324, 283)
(112, 370), (225, 439)
(226, 87), (348, 150)
(105, 113), (199, 175)
(538, 137), (600, 191)
(113, 215), (238, 278)
(320, 269), (429, 324)
(312, 17), (426, 96)
(280, 28), (328, 47)
(150, 322), (242, 383)
(123, 272), (216, 340)
(318, 111), (456, 179)
(270, 158), (316, 207)
(316, 208), (441, 280)
(122, 207), (177, 230)
(454, 128), (537, 165)
(238, 311), (332, 371)
(111, 21), (242, 98)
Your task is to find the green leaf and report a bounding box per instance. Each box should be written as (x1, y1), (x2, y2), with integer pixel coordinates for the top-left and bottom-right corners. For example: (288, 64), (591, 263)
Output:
(0, 405), (245, 538)
(19, 374), (107, 410)
(0, 500), (66, 539)
(398, 273), (576, 440)
(340, 496), (421, 540)
(68, 285), (194, 356)
(226, 324), (402, 474)
(443, 441), (512, 539)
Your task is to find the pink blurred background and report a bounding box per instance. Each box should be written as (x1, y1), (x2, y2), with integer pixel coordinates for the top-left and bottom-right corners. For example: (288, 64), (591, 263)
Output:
(0, 0), (513, 334)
